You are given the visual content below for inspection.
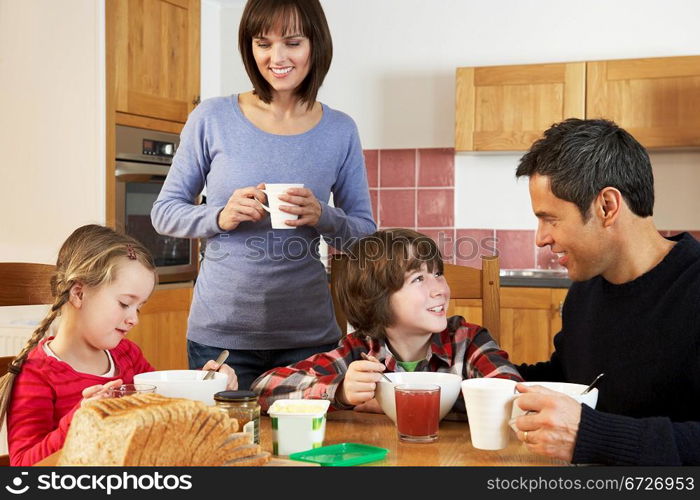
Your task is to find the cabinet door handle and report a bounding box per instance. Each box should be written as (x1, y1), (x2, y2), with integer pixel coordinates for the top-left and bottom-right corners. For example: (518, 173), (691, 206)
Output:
(192, 95), (201, 106)
(556, 301), (563, 317)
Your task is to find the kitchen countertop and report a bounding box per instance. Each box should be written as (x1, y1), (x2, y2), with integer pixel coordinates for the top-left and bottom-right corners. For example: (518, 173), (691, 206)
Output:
(499, 269), (571, 288)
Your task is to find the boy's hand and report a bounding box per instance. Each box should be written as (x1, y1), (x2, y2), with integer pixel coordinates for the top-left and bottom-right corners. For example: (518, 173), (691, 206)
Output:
(201, 359), (238, 390)
(353, 398), (383, 414)
(337, 359), (386, 406)
(81, 379), (123, 407)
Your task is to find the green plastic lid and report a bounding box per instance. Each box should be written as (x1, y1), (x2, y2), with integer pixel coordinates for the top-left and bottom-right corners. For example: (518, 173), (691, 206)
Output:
(289, 443), (388, 467)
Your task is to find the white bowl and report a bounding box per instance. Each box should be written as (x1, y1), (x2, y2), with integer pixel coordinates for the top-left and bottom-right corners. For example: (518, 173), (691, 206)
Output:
(511, 381), (599, 420)
(268, 399), (331, 456)
(133, 370), (227, 405)
(375, 372), (462, 423)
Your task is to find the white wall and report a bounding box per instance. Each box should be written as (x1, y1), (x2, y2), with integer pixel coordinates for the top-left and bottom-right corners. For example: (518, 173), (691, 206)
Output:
(0, 0), (106, 262)
(205, 0), (700, 229)
(201, 0), (246, 100)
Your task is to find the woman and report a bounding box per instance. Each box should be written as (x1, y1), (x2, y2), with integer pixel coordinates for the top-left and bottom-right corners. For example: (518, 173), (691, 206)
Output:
(151, 0), (376, 389)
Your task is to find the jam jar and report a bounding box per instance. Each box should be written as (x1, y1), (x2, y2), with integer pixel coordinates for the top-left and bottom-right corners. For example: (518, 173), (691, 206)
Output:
(214, 390), (261, 444)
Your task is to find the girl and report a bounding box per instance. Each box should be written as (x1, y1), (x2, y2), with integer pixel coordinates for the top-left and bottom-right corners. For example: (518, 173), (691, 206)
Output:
(151, 0), (376, 389)
(0, 225), (237, 466)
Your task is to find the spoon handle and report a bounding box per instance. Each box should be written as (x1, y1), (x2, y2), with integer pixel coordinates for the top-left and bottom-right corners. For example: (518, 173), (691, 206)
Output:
(581, 373), (605, 395)
(203, 349), (230, 381)
(360, 352), (393, 383)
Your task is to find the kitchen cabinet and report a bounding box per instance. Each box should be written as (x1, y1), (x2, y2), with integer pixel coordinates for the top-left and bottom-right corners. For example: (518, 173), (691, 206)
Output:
(455, 63), (586, 151)
(587, 56), (700, 148)
(448, 287), (568, 365)
(105, 0), (199, 226)
(108, 0), (200, 126)
(456, 55), (700, 151)
(127, 284), (192, 370)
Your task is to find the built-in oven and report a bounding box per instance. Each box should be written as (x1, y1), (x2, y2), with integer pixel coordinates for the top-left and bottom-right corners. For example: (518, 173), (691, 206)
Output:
(115, 125), (197, 283)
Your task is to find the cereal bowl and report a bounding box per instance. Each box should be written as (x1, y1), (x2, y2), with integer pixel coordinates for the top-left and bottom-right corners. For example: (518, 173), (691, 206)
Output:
(133, 370), (227, 405)
(511, 381), (599, 420)
(375, 372), (462, 423)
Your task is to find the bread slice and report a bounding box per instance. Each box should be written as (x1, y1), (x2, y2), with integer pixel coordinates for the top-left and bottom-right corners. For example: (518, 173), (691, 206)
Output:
(59, 394), (261, 466)
(203, 433), (253, 466)
(225, 452), (272, 467)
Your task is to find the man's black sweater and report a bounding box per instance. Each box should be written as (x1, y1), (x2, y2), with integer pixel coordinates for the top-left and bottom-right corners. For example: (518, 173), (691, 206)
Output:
(519, 232), (700, 465)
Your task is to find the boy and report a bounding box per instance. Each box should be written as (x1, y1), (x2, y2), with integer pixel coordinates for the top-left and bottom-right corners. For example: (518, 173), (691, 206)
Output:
(250, 228), (522, 414)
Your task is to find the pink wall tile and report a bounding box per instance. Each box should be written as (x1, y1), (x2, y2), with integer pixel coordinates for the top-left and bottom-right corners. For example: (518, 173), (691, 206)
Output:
(380, 149), (415, 187)
(536, 245), (565, 270)
(420, 229), (455, 264)
(369, 189), (378, 223)
(363, 150), (378, 188)
(417, 189), (454, 227)
(378, 189), (415, 228)
(454, 229), (496, 269)
(495, 230), (535, 269)
(418, 148), (454, 187)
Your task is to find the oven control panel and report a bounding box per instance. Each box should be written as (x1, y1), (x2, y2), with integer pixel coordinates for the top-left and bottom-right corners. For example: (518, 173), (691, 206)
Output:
(143, 139), (175, 157)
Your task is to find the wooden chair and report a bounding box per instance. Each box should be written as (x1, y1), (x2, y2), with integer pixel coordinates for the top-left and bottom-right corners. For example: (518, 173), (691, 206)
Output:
(330, 255), (501, 342)
(0, 262), (55, 466)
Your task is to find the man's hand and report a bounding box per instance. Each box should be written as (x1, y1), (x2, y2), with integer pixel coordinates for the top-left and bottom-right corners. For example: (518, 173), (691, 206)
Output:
(511, 383), (582, 462)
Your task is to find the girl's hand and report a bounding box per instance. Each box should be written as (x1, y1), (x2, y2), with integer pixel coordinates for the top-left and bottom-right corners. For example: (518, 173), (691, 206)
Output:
(217, 183), (267, 231)
(201, 359), (238, 390)
(81, 379), (123, 407)
(337, 359), (386, 406)
(277, 187), (322, 227)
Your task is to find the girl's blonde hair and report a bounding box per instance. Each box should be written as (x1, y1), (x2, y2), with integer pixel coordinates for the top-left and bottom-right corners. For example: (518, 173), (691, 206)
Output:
(0, 224), (156, 430)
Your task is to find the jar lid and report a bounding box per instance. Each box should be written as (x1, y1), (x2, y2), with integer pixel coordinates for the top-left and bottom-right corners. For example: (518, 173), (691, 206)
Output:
(214, 390), (258, 402)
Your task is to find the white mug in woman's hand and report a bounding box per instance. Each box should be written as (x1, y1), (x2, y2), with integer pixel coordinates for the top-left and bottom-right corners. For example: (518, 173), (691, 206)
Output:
(259, 183), (304, 229)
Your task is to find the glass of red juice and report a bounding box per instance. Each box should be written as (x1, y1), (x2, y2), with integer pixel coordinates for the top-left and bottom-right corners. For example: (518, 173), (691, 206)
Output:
(394, 384), (441, 443)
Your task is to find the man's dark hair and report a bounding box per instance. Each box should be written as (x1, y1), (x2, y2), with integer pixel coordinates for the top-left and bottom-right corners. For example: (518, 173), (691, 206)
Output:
(515, 118), (654, 220)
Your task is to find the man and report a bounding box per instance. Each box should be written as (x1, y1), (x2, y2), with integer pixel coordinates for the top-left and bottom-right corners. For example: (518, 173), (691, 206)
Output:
(512, 118), (700, 465)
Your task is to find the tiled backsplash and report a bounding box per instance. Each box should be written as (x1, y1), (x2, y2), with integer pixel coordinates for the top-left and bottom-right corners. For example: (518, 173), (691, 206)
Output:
(363, 148), (700, 270)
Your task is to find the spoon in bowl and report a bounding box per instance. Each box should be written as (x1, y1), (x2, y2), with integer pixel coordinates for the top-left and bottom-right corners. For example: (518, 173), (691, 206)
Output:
(360, 352), (393, 383)
(581, 373), (605, 395)
(203, 349), (230, 381)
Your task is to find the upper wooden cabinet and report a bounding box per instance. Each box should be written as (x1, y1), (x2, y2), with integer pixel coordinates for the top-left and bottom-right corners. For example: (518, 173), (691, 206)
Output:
(455, 62), (586, 151)
(587, 56), (700, 148)
(456, 55), (700, 151)
(108, 0), (200, 124)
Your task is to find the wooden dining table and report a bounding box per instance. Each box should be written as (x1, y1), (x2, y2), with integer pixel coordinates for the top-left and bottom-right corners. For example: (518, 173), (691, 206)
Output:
(36, 410), (566, 466)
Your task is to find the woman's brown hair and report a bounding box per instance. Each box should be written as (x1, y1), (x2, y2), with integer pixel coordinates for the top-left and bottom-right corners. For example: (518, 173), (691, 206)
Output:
(336, 229), (444, 341)
(238, 0), (333, 109)
(0, 225), (156, 430)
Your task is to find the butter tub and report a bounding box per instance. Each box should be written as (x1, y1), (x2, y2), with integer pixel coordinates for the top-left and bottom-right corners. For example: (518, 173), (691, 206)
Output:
(268, 399), (331, 456)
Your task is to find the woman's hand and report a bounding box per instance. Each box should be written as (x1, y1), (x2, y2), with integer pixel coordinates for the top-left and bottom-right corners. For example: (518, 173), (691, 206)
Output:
(337, 359), (386, 407)
(277, 187), (322, 227)
(201, 359), (238, 390)
(81, 379), (123, 407)
(217, 183), (267, 231)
